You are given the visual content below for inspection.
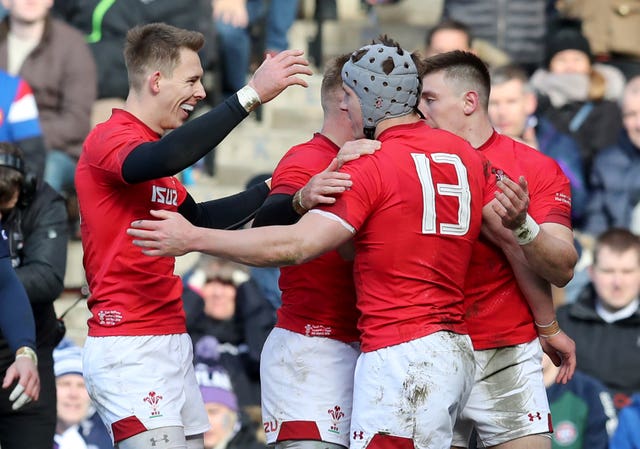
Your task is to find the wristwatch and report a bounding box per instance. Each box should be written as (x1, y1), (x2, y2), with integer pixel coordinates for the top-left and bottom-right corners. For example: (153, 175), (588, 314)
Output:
(15, 346), (38, 366)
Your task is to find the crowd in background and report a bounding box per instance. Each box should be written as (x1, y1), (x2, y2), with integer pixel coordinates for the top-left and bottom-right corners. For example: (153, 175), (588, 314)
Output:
(1, 0), (640, 448)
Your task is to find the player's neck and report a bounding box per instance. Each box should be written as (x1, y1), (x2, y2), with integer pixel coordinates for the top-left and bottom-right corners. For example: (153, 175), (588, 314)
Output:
(321, 116), (354, 148)
(124, 95), (164, 135)
(463, 115), (495, 150)
(374, 113), (420, 138)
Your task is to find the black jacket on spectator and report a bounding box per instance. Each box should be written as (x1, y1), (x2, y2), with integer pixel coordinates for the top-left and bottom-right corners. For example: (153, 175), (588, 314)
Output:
(0, 181), (67, 364)
(184, 279), (275, 408)
(0, 181), (67, 449)
(556, 284), (640, 410)
(536, 95), (622, 175)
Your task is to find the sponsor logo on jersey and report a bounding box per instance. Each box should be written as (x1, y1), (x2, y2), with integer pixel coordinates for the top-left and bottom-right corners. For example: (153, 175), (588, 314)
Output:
(304, 324), (332, 337)
(97, 310), (123, 326)
(151, 185), (178, 206)
(555, 192), (571, 206)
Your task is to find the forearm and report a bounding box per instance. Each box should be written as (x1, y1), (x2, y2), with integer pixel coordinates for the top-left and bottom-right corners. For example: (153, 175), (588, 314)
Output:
(483, 206), (576, 287)
(504, 250), (556, 326)
(519, 224), (577, 287)
(179, 183), (269, 229)
(188, 225), (314, 267)
(122, 95), (248, 183)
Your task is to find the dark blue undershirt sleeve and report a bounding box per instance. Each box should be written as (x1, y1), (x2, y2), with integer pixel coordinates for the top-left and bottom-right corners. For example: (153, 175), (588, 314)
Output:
(252, 193), (300, 227)
(121, 95), (248, 184)
(178, 182), (270, 230)
(0, 256), (36, 353)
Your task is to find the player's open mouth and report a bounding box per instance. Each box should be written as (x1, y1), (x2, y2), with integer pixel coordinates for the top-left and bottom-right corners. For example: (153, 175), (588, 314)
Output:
(180, 104), (194, 113)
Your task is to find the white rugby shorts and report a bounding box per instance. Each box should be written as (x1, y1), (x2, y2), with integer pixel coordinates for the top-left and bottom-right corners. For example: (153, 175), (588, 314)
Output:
(350, 331), (475, 449)
(452, 338), (552, 447)
(83, 334), (210, 444)
(260, 327), (360, 447)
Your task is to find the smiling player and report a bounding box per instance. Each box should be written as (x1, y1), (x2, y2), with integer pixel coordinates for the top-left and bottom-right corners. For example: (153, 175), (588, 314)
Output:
(75, 22), (312, 449)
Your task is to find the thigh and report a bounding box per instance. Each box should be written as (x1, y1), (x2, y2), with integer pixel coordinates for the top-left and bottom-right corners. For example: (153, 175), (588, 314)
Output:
(261, 328), (359, 447)
(83, 334), (209, 445)
(351, 332), (475, 449)
(455, 340), (552, 448)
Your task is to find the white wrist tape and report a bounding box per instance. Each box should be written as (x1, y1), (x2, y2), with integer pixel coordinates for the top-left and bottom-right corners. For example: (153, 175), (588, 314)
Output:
(512, 214), (540, 245)
(237, 85), (261, 112)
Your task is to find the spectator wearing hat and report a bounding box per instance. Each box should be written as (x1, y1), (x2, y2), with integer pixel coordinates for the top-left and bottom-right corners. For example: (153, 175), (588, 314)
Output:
(531, 21), (625, 175)
(183, 254), (275, 410)
(53, 339), (112, 449)
(195, 337), (267, 449)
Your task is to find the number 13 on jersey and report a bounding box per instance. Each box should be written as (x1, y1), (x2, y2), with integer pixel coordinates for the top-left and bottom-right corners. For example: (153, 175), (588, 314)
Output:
(411, 152), (471, 236)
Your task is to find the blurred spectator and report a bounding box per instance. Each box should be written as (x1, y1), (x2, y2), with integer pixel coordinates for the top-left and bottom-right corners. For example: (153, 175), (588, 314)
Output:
(51, 0), (217, 103)
(441, 0), (548, 73)
(543, 354), (616, 449)
(583, 75), (640, 236)
(53, 339), (113, 449)
(0, 0), (97, 196)
(611, 393), (640, 449)
(555, 0), (640, 80)
(423, 18), (510, 68)
(194, 339), (267, 449)
(0, 141), (67, 449)
(530, 21), (625, 175)
(214, 0), (299, 98)
(488, 64), (589, 225)
(183, 254), (275, 409)
(556, 228), (640, 411)
(0, 69), (46, 178)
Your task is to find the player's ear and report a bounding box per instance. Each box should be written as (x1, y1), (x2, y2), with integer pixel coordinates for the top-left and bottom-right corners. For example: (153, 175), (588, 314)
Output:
(149, 71), (162, 94)
(462, 90), (479, 116)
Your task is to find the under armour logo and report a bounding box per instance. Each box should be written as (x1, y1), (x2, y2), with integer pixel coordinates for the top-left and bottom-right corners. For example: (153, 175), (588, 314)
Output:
(353, 431), (364, 440)
(150, 434), (169, 446)
(528, 412), (541, 421)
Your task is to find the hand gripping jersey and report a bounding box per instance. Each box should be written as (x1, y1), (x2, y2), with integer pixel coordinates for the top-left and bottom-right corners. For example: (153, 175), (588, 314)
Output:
(318, 121), (496, 352)
(270, 133), (359, 342)
(76, 110), (189, 336)
(465, 131), (572, 349)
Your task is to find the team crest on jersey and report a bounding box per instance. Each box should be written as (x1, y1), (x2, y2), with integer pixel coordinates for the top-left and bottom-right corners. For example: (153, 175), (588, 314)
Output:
(151, 185), (178, 206)
(327, 405), (345, 434)
(143, 391), (164, 418)
(554, 421), (577, 445)
(491, 167), (509, 182)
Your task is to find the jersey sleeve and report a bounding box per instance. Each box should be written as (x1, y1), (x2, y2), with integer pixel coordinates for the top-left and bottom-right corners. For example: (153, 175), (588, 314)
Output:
(316, 157), (380, 232)
(528, 156), (573, 228)
(85, 128), (151, 185)
(271, 148), (331, 195)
